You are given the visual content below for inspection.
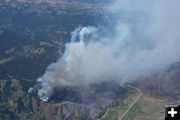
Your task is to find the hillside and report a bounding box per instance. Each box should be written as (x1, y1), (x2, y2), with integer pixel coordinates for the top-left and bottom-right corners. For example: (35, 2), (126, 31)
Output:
(0, 0), (180, 120)
(138, 62), (180, 99)
(0, 1), (120, 120)
(0, 28), (59, 80)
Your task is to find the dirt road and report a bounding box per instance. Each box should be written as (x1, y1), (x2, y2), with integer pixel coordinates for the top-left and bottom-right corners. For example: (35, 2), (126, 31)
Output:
(119, 85), (142, 120)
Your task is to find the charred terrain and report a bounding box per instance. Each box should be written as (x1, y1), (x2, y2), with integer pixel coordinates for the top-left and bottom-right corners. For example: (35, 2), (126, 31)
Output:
(0, 0), (180, 120)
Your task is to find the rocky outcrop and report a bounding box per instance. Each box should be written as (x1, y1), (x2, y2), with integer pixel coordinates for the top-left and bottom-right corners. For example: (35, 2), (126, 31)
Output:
(60, 99), (117, 120)
(61, 103), (102, 120)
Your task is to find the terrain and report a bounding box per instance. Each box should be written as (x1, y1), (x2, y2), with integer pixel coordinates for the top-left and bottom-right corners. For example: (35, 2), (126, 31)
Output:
(0, 1), (119, 119)
(99, 85), (169, 120)
(138, 62), (180, 99)
(0, 0), (180, 120)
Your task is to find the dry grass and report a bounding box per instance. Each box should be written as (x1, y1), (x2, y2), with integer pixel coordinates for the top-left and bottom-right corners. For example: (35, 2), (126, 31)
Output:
(100, 87), (171, 120)
(130, 94), (169, 120)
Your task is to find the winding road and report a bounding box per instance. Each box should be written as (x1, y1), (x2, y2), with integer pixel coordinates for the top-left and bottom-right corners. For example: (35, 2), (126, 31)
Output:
(119, 85), (142, 120)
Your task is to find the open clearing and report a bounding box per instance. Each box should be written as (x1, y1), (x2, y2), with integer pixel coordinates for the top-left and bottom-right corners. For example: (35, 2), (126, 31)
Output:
(100, 85), (170, 120)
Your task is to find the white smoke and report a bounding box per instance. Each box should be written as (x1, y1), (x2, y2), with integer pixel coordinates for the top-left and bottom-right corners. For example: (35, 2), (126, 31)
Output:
(30, 0), (180, 101)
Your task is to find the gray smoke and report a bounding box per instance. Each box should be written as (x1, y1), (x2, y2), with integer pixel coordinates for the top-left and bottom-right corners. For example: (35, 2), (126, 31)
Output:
(30, 0), (180, 101)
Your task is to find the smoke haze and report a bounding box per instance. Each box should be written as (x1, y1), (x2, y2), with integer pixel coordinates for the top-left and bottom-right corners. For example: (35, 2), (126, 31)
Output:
(30, 0), (180, 101)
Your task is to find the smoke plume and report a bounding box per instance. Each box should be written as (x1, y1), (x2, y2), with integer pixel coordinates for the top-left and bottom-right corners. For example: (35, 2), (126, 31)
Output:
(29, 0), (180, 101)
